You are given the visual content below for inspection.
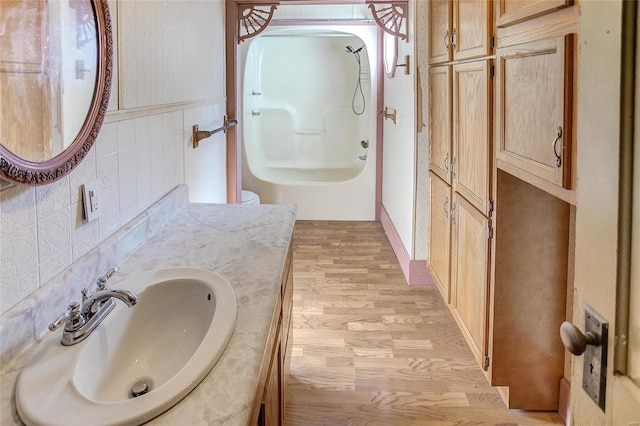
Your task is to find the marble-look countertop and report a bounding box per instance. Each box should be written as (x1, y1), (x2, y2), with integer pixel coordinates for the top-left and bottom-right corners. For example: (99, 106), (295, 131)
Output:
(3, 202), (297, 426)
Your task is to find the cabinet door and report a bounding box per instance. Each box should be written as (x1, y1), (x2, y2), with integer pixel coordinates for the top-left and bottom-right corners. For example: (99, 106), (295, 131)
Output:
(452, 0), (492, 61)
(450, 194), (491, 370)
(497, 0), (573, 28)
(429, 66), (452, 183)
(428, 172), (452, 303)
(262, 327), (282, 426)
(496, 36), (573, 189)
(452, 60), (492, 215)
(428, 0), (452, 64)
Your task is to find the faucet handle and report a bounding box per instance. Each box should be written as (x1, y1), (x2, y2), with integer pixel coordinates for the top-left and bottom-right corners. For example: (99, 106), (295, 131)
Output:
(49, 302), (83, 332)
(96, 265), (119, 290)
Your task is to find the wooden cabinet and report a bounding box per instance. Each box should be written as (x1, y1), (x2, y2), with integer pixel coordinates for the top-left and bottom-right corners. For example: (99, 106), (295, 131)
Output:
(426, 0), (577, 413)
(428, 1), (452, 64)
(496, 36), (574, 196)
(428, 66), (452, 183)
(453, 0), (493, 61)
(450, 194), (491, 369)
(251, 246), (293, 426)
(497, 0), (573, 28)
(428, 0), (493, 65)
(453, 60), (493, 215)
(428, 172), (452, 303)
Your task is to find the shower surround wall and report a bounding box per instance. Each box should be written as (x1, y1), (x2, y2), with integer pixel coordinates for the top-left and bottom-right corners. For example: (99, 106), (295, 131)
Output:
(241, 24), (379, 220)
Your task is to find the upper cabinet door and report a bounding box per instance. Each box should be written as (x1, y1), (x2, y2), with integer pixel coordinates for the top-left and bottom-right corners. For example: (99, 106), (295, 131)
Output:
(429, 66), (452, 183)
(429, 0), (452, 65)
(496, 35), (574, 189)
(452, 60), (493, 216)
(452, 0), (493, 61)
(497, 0), (573, 28)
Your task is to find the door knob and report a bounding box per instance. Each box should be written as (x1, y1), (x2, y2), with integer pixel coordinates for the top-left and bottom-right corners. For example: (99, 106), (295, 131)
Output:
(559, 306), (608, 411)
(560, 321), (601, 355)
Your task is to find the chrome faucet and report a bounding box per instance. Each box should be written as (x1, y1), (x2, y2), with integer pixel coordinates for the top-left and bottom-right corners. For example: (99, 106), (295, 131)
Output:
(49, 266), (138, 346)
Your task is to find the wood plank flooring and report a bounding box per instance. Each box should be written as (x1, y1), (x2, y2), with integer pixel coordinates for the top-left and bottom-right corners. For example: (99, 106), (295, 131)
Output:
(285, 221), (563, 426)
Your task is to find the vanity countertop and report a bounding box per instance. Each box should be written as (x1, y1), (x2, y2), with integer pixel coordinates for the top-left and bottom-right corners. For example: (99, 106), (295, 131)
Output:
(120, 202), (297, 425)
(2, 201), (297, 426)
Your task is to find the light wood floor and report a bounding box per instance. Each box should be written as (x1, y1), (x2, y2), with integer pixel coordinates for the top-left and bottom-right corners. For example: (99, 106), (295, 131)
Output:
(285, 220), (563, 426)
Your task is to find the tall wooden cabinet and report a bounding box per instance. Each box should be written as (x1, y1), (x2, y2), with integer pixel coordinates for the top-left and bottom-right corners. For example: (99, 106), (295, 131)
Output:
(426, 0), (578, 412)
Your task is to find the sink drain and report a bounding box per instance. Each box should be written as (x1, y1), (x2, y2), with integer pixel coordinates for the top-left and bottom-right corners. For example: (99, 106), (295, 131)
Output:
(129, 378), (153, 398)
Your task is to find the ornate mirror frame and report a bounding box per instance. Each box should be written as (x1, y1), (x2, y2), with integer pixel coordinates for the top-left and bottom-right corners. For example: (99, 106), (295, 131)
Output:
(0, 0), (113, 186)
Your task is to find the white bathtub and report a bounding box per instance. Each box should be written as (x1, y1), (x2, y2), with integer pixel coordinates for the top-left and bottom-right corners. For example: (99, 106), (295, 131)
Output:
(240, 23), (379, 220)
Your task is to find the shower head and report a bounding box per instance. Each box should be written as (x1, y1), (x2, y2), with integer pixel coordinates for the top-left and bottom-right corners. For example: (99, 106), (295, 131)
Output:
(345, 45), (364, 54)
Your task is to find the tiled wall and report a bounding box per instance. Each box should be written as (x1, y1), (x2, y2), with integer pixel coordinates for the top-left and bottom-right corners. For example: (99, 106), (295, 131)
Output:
(0, 0), (226, 317)
(0, 112), (185, 315)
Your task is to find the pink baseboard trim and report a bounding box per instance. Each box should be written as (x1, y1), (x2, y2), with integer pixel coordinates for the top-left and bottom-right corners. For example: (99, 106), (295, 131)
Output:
(558, 378), (571, 425)
(379, 205), (434, 287)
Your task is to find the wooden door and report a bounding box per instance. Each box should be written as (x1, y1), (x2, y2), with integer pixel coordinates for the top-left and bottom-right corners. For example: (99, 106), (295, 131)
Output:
(452, 0), (492, 61)
(452, 60), (492, 216)
(428, 65), (452, 184)
(496, 35), (574, 189)
(497, 0), (573, 28)
(428, 0), (452, 65)
(450, 194), (491, 369)
(428, 172), (452, 303)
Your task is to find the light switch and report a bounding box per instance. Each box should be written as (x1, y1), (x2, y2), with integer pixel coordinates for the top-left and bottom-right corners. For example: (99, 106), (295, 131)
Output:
(82, 180), (101, 222)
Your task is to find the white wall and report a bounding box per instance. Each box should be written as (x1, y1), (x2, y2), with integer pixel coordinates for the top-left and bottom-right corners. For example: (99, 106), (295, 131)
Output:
(0, 0), (227, 315)
(381, 0), (423, 259)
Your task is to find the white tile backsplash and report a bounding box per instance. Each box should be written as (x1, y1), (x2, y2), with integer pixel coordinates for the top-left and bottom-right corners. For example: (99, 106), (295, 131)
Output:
(0, 186), (36, 238)
(95, 122), (118, 157)
(116, 118), (137, 150)
(35, 178), (70, 219)
(0, 225), (38, 287)
(118, 146), (138, 180)
(36, 207), (72, 261)
(97, 152), (119, 189)
(99, 183), (121, 242)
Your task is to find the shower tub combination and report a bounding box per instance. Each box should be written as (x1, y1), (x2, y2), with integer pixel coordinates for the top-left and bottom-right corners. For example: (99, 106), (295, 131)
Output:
(241, 24), (379, 220)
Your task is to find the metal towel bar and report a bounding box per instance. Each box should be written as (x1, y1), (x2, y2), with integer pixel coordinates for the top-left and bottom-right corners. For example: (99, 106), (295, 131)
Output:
(193, 115), (238, 148)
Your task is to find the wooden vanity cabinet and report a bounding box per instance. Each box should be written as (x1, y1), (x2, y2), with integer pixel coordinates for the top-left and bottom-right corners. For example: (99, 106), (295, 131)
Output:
(251, 246), (293, 426)
(428, 172), (452, 303)
(496, 35), (574, 197)
(428, 0), (493, 65)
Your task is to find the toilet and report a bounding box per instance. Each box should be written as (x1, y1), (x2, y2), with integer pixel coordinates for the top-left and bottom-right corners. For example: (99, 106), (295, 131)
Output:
(241, 190), (260, 204)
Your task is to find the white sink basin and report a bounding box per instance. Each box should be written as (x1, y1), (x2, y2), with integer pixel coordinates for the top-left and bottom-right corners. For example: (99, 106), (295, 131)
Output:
(16, 268), (237, 426)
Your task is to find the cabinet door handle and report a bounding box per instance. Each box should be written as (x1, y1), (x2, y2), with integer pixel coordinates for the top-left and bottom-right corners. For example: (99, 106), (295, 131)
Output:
(451, 203), (458, 225)
(444, 198), (449, 218)
(451, 28), (457, 49)
(444, 30), (450, 49)
(552, 127), (563, 167)
(451, 157), (457, 180)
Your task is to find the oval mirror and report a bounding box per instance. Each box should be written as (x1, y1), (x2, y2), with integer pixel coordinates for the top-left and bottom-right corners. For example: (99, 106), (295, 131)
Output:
(0, 0), (112, 186)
